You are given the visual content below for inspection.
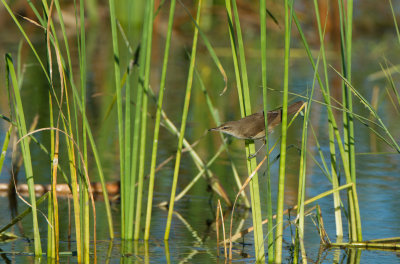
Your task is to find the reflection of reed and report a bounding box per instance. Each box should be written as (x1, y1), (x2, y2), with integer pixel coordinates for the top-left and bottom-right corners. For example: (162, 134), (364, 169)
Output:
(162, 206), (217, 263)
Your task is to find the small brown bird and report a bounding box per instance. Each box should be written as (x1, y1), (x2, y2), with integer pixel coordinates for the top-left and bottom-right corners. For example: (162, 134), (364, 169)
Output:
(209, 101), (305, 140)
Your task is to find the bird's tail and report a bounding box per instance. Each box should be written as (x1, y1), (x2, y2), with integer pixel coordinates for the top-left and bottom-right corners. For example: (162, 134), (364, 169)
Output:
(287, 100), (305, 115)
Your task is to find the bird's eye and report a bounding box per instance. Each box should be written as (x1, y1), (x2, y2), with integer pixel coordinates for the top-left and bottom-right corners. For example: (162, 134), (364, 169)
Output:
(223, 126), (229, 129)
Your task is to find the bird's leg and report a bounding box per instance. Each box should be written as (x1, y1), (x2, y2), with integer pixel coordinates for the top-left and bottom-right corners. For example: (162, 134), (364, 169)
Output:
(248, 140), (266, 159)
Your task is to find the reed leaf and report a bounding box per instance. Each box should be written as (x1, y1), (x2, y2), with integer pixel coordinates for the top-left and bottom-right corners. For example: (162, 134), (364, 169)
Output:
(6, 54), (42, 256)
(0, 125), (12, 176)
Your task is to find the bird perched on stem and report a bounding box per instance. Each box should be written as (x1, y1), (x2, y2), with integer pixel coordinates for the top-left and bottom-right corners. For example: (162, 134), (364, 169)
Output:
(209, 100), (305, 140)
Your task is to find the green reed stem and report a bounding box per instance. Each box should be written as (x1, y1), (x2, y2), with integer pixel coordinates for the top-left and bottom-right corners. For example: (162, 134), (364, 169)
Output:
(226, 0), (265, 260)
(49, 88), (59, 260)
(46, 25), (57, 260)
(77, 0), (90, 260)
(116, 15), (134, 241)
(338, 0), (359, 240)
(6, 54), (42, 256)
(164, 0), (201, 241)
(78, 0), (87, 165)
(45, 5), (68, 258)
(294, 86), (314, 264)
(63, 88), (82, 262)
(132, 62), (144, 239)
(141, 0), (155, 240)
(344, 0), (356, 184)
(124, 72), (133, 238)
(132, 10), (152, 239)
(224, 1), (244, 117)
(47, 191), (55, 259)
(108, 0), (125, 237)
(147, 0), (176, 234)
(275, 1), (292, 262)
(259, 0), (274, 260)
(313, 0), (343, 239)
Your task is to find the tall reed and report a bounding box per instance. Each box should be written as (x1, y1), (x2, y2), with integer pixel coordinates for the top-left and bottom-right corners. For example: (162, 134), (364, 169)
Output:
(6, 54), (42, 256)
(164, 0), (202, 241)
(138, 0), (155, 240)
(132, 13), (147, 240)
(147, 0), (176, 240)
(339, 0), (362, 240)
(124, 66), (133, 238)
(274, 0), (292, 261)
(77, 0), (90, 260)
(294, 89), (314, 264)
(108, 0), (126, 238)
(340, 0), (356, 184)
(259, 0), (274, 261)
(312, 0), (343, 238)
(225, 0), (265, 260)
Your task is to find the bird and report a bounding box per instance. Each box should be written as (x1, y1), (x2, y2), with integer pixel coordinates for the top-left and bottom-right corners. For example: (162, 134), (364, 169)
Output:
(209, 100), (305, 140)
